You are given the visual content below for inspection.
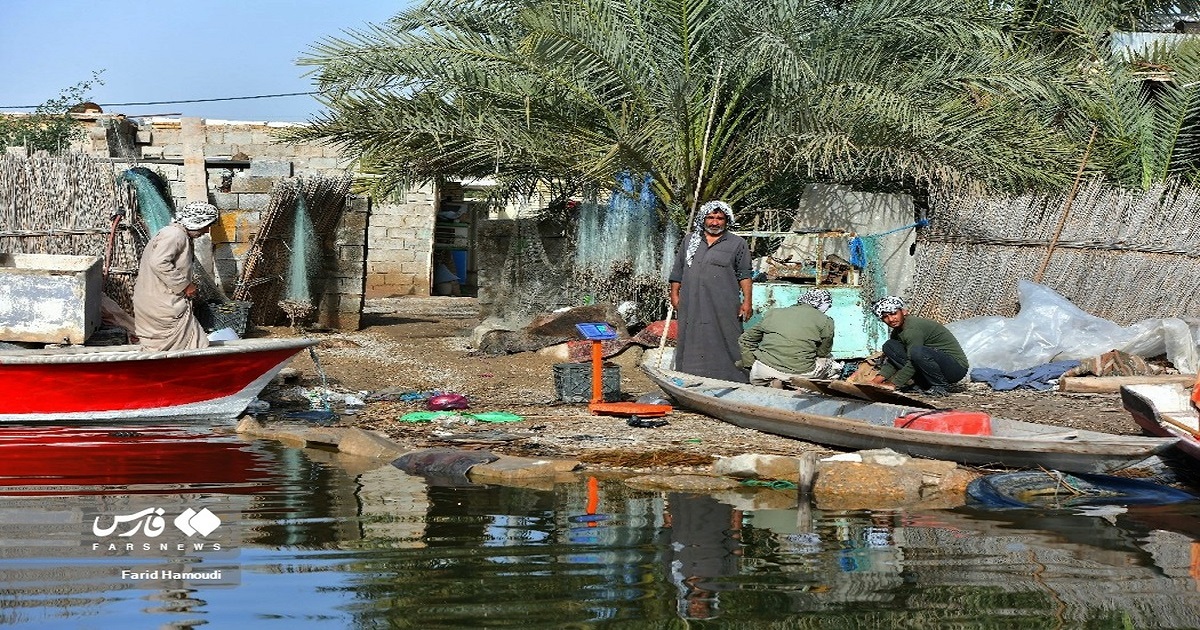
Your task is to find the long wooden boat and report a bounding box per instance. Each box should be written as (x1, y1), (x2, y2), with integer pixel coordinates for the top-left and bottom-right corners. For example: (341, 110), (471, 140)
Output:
(0, 337), (317, 422)
(1120, 383), (1200, 462)
(644, 366), (1179, 474)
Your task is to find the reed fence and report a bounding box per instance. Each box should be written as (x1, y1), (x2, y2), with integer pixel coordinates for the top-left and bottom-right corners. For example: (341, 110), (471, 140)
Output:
(0, 153), (140, 311)
(914, 179), (1200, 324)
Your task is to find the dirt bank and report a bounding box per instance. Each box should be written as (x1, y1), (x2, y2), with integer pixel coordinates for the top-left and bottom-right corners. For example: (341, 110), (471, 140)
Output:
(261, 297), (1148, 473)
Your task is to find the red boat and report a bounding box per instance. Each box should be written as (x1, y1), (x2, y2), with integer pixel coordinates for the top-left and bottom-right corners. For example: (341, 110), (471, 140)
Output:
(1120, 382), (1200, 462)
(0, 337), (317, 422)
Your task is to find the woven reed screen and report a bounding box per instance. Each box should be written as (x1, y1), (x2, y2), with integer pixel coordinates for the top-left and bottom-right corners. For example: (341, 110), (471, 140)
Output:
(914, 179), (1200, 325)
(0, 153), (141, 311)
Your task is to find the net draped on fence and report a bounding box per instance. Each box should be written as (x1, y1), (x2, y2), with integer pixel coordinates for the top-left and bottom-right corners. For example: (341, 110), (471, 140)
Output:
(232, 174), (353, 327)
(915, 179), (1200, 325)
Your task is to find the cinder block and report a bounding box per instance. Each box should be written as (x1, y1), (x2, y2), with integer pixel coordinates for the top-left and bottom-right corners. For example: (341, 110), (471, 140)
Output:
(210, 191), (238, 208)
(229, 174), (275, 194)
(211, 214), (238, 243)
(237, 193), (270, 211)
(249, 159), (292, 177)
(225, 131), (253, 146)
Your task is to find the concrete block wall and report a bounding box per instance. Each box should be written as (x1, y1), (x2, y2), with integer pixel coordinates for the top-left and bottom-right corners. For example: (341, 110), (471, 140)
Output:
(82, 116), (404, 330)
(367, 183), (438, 298)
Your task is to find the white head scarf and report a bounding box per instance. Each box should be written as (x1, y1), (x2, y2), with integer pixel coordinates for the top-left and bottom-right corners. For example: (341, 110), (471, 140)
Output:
(872, 295), (906, 318)
(685, 200), (737, 266)
(175, 202), (219, 230)
(799, 289), (832, 313)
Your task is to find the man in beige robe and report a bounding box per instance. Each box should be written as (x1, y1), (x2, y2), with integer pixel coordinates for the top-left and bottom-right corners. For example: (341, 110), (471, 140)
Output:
(133, 201), (219, 351)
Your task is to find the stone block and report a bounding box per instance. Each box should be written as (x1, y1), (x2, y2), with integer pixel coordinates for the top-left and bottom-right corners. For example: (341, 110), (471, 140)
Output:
(713, 454), (801, 481)
(152, 128), (180, 144)
(813, 462), (924, 510)
(210, 191), (238, 209)
(338, 244), (365, 263)
(211, 214), (238, 243)
(203, 144), (233, 157)
(224, 131), (254, 146)
(161, 143), (184, 157)
(249, 159), (292, 178)
(135, 129), (153, 144)
(304, 157), (342, 170)
(468, 455), (580, 483)
(337, 428), (408, 459)
(339, 211), (368, 233)
(140, 145), (164, 159)
(236, 193), (271, 211)
(229, 174), (276, 194)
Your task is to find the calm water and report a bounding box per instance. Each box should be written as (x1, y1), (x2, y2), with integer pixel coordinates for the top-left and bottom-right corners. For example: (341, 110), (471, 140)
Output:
(1, 425), (1198, 629)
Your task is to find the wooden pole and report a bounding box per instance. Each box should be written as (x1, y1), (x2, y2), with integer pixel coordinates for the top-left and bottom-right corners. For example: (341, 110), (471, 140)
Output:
(657, 305), (674, 369)
(1035, 125), (1097, 283)
(1159, 414), (1200, 439)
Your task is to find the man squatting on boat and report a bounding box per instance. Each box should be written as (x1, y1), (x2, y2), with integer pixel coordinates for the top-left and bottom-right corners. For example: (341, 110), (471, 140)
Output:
(736, 288), (843, 386)
(868, 296), (969, 397)
(132, 202), (220, 352)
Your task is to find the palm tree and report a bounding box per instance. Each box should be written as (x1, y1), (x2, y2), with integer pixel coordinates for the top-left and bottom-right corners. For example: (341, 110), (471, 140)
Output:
(286, 0), (1084, 217)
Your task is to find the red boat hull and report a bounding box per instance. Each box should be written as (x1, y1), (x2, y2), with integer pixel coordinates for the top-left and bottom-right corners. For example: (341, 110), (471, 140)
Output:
(0, 338), (317, 422)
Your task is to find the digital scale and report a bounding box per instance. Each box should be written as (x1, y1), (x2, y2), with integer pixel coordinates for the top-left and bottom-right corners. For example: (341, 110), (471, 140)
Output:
(575, 323), (672, 418)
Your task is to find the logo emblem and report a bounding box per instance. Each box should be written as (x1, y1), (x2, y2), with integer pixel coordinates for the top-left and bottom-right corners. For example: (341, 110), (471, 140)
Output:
(175, 508), (222, 537)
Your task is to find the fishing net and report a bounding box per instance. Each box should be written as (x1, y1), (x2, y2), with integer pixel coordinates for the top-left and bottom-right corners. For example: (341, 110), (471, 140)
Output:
(233, 174), (353, 326)
(567, 174), (669, 325)
(493, 211), (572, 321)
(120, 168), (229, 305)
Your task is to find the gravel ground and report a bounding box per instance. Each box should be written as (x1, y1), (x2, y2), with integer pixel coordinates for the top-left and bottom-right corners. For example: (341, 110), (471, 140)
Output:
(258, 297), (1148, 473)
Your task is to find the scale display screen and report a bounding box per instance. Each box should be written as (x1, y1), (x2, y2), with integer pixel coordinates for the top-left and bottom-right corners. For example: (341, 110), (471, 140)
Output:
(575, 323), (617, 340)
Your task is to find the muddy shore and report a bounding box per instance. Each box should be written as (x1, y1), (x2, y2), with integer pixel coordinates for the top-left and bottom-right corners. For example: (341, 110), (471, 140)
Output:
(259, 296), (1150, 474)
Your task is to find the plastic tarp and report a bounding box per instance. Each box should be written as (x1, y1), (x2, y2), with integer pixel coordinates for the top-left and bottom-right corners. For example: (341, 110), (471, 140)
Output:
(946, 280), (1200, 373)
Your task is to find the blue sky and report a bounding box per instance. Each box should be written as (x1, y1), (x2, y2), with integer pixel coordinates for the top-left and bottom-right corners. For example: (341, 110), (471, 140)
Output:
(1, 1), (409, 122)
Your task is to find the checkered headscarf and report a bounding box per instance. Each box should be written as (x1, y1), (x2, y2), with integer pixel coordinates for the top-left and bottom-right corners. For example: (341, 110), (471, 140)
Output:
(871, 295), (906, 318)
(685, 200), (737, 267)
(175, 202), (219, 230)
(799, 289), (832, 313)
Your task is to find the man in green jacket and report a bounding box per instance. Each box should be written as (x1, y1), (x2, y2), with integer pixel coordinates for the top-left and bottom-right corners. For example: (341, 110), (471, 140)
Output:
(868, 296), (968, 397)
(737, 289), (842, 386)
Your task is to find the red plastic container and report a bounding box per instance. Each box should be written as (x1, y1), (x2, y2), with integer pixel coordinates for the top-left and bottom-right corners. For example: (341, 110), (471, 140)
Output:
(894, 410), (993, 436)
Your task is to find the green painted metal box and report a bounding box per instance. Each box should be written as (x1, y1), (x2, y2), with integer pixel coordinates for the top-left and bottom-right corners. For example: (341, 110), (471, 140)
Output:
(748, 283), (887, 359)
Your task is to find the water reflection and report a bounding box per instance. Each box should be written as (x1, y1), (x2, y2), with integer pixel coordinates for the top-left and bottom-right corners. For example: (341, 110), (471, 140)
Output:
(0, 425), (1197, 628)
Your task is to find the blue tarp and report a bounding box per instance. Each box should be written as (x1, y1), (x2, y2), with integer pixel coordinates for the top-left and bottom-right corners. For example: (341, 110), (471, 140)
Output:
(970, 360), (1081, 391)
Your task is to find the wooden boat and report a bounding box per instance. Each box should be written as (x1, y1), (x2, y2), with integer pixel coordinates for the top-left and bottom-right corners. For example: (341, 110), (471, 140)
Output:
(1120, 383), (1200, 462)
(644, 366), (1179, 474)
(0, 337), (317, 422)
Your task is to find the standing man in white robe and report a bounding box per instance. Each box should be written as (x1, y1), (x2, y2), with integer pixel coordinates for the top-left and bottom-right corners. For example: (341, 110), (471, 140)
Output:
(133, 201), (219, 351)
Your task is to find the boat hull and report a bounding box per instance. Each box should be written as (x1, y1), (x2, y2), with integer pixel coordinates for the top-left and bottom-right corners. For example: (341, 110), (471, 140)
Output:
(1120, 383), (1200, 462)
(646, 366), (1177, 474)
(0, 338), (317, 422)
